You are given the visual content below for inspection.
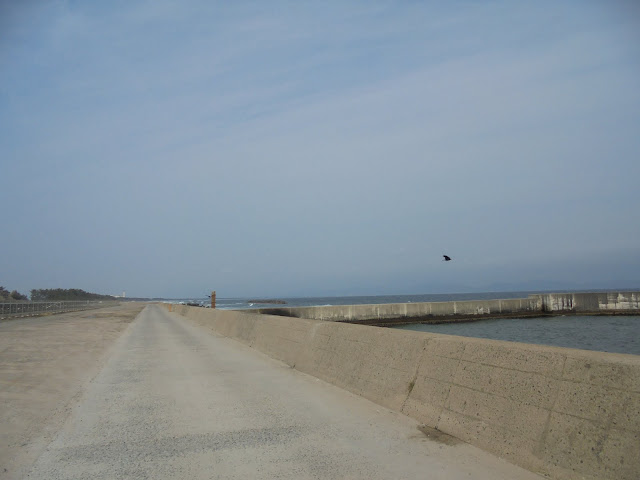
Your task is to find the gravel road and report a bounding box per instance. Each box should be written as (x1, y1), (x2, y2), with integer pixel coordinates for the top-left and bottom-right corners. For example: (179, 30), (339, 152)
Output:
(22, 305), (542, 479)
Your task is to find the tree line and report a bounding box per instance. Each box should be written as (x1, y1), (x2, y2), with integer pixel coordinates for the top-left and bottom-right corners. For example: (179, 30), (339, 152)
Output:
(1, 287), (117, 302)
(0, 286), (29, 302)
(30, 289), (115, 301)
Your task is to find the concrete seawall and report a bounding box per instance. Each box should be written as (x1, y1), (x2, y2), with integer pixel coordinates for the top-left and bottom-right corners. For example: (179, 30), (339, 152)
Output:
(167, 304), (639, 480)
(255, 291), (640, 325)
(539, 291), (640, 313)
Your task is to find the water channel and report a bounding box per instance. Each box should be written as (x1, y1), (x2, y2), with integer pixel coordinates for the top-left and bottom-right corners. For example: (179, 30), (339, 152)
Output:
(393, 315), (640, 355)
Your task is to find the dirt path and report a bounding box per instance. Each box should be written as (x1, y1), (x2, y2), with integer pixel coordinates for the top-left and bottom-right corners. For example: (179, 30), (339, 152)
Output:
(0, 303), (146, 479)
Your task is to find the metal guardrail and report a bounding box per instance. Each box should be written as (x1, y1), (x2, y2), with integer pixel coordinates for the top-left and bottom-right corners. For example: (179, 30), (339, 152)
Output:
(0, 301), (119, 319)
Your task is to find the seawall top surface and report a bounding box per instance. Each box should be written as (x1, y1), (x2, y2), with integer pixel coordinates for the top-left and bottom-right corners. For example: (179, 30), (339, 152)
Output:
(170, 304), (640, 479)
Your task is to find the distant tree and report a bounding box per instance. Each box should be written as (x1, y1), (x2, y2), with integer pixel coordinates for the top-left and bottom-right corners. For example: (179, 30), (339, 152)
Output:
(10, 290), (28, 301)
(29, 288), (115, 301)
(30, 289), (45, 302)
(0, 286), (29, 302)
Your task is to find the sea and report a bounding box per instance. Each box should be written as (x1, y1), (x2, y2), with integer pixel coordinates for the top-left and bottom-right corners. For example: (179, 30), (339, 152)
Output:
(394, 315), (640, 356)
(166, 291), (639, 355)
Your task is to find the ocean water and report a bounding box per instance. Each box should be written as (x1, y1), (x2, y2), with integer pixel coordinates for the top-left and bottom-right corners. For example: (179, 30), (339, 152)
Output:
(393, 315), (640, 355)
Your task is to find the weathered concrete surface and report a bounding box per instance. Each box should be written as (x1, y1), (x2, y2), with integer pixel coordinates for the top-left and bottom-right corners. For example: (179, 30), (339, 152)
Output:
(538, 291), (640, 312)
(0, 303), (145, 480)
(255, 297), (544, 324)
(25, 305), (541, 480)
(404, 335), (640, 480)
(172, 304), (640, 480)
(255, 291), (640, 325)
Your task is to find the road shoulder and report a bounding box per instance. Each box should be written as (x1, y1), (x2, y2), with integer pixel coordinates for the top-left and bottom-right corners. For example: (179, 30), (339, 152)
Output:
(0, 303), (146, 480)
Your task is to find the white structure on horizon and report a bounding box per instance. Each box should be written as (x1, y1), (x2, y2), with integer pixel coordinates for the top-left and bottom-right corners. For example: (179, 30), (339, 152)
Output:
(113, 291), (126, 298)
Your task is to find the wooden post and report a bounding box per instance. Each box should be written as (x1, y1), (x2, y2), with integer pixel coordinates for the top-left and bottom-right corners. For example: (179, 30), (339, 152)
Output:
(211, 291), (216, 309)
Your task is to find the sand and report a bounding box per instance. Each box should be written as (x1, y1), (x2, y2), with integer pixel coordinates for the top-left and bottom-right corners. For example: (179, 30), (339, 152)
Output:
(0, 303), (145, 480)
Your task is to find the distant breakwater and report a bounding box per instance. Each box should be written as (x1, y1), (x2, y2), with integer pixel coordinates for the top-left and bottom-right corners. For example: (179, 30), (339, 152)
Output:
(253, 291), (640, 326)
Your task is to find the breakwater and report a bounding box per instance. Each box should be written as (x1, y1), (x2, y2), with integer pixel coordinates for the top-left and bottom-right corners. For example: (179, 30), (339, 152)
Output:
(255, 291), (640, 325)
(166, 303), (640, 480)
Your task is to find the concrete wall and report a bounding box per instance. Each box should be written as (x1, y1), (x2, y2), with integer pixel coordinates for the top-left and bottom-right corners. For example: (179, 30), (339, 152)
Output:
(167, 304), (640, 480)
(256, 292), (640, 324)
(255, 297), (543, 324)
(537, 291), (640, 312)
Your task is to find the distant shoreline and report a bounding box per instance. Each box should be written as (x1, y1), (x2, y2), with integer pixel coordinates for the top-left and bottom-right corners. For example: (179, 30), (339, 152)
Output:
(247, 299), (287, 304)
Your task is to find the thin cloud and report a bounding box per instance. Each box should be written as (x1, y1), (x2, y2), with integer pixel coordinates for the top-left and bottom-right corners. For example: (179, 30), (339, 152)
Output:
(1, 1), (639, 297)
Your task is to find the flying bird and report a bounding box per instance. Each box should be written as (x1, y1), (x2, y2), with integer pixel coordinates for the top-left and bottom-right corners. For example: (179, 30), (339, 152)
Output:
(443, 255), (452, 261)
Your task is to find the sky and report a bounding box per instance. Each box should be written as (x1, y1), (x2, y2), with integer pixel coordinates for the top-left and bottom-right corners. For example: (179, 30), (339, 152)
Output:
(1, 1), (639, 299)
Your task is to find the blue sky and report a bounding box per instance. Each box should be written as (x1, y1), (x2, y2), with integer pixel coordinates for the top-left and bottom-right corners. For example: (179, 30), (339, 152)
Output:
(1, 1), (639, 298)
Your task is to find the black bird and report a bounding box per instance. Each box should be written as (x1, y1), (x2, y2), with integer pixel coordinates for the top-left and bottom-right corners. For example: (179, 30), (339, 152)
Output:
(443, 255), (452, 261)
